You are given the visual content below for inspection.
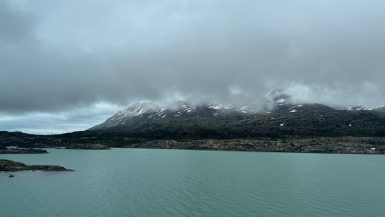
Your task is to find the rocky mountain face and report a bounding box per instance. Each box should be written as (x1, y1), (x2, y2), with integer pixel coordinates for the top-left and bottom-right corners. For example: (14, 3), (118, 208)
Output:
(89, 101), (238, 131)
(90, 90), (331, 130)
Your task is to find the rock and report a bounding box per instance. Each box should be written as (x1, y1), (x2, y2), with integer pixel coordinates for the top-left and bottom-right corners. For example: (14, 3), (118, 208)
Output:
(65, 143), (110, 150)
(0, 159), (74, 172)
(0, 148), (48, 154)
(9, 174), (14, 178)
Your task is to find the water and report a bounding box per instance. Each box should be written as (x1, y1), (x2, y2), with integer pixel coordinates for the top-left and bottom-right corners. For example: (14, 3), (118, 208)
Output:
(1, 149), (385, 217)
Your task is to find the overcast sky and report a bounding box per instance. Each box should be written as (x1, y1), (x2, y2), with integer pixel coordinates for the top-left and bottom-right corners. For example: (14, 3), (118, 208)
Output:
(1, 0), (385, 134)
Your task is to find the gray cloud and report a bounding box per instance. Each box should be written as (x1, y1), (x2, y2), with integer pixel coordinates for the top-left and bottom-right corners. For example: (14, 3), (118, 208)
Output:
(1, 0), (385, 132)
(0, 1), (34, 42)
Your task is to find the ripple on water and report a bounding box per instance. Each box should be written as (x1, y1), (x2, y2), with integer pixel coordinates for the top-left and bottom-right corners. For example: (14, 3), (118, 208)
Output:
(1, 149), (385, 217)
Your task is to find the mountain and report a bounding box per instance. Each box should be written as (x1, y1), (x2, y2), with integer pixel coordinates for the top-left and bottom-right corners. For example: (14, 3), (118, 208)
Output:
(89, 90), (318, 131)
(86, 95), (385, 139)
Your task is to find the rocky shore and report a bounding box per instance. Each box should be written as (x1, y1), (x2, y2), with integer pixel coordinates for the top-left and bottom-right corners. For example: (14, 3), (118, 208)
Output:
(125, 137), (385, 154)
(1, 132), (385, 154)
(0, 159), (73, 172)
(0, 147), (48, 154)
(64, 143), (110, 150)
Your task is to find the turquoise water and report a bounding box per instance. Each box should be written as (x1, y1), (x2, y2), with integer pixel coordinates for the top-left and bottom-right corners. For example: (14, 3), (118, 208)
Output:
(1, 149), (385, 217)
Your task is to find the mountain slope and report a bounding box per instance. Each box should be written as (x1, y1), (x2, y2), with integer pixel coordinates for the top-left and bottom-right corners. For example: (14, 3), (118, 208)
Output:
(86, 99), (385, 139)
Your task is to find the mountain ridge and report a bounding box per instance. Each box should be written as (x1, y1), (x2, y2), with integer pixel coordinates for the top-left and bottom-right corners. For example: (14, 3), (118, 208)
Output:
(86, 98), (385, 140)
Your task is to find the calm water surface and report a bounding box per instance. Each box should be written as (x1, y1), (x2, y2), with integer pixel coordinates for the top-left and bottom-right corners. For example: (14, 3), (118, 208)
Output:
(1, 149), (385, 217)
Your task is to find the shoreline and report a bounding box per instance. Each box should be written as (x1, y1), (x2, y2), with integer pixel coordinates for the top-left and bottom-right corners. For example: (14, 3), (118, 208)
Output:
(0, 148), (48, 154)
(106, 146), (385, 155)
(115, 137), (385, 154)
(2, 136), (385, 155)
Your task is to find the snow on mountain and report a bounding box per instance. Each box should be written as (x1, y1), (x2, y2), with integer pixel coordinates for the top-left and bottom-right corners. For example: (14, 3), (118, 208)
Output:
(166, 100), (192, 111)
(91, 98), (330, 130)
(89, 101), (163, 129)
(263, 89), (292, 111)
(90, 100), (253, 130)
(117, 101), (162, 117)
(347, 105), (380, 111)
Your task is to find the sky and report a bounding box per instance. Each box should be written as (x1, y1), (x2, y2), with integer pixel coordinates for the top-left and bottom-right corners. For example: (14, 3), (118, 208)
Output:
(1, 0), (385, 134)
